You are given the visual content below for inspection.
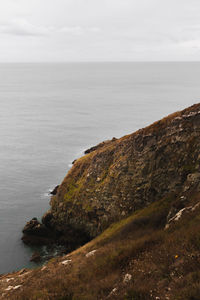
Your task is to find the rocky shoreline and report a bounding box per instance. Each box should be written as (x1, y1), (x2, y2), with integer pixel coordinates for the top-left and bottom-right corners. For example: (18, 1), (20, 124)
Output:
(22, 103), (200, 263)
(22, 205), (91, 261)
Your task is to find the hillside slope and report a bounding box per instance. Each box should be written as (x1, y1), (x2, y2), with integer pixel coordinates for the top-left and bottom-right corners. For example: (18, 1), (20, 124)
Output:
(2, 188), (200, 299)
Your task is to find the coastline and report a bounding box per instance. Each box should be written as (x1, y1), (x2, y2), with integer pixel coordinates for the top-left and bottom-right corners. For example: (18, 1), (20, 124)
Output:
(21, 103), (200, 265)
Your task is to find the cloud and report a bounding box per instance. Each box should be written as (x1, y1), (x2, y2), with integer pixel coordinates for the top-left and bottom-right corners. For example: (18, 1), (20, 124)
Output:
(59, 26), (83, 35)
(0, 0), (200, 61)
(0, 19), (102, 38)
(178, 39), (200, 50)
(0, 19), (51, 36)
(165, 24), (200, 50)
(59, 26), (102, 35)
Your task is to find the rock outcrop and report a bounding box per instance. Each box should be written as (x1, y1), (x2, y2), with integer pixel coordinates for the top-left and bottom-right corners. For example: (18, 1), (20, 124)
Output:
(22, 218), (54, 245)
(22, 103), (200, 247)
(50, 185), (59, 195)
(165, 201), (200, 230)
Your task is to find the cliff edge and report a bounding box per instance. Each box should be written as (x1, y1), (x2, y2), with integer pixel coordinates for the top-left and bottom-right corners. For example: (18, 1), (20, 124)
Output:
(36, 103), (200, 240)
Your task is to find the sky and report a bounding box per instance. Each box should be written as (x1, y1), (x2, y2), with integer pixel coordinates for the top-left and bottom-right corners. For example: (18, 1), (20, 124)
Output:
(0, 0), (200, 62)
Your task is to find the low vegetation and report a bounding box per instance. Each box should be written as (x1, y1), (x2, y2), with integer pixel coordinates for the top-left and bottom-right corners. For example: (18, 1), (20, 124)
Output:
(2, 188), (200, 300)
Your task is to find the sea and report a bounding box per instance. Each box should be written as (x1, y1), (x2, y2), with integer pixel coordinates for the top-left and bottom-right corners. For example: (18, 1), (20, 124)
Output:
(0, 62), (200, 274)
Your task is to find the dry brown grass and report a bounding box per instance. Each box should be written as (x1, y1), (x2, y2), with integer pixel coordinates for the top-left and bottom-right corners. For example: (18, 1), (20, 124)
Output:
(4, 189), (200, 300)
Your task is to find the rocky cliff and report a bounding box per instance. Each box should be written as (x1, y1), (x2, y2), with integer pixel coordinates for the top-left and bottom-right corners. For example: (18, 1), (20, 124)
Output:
(39, 103), (200, 239)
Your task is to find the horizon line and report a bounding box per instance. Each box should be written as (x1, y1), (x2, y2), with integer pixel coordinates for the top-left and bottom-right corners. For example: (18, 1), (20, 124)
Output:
(0, 60), (200, 64)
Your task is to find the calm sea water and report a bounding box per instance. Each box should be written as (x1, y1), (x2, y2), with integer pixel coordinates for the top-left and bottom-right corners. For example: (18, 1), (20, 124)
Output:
(0, 62), (200, 273)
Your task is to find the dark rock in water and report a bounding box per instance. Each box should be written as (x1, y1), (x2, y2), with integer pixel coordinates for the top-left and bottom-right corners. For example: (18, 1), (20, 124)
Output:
(22, 218), (54, 246)
(50, 185), (59, 195)
(22, 218), (49, 236)
(22, 216), (90, 251)
(30, 251), (41, 263)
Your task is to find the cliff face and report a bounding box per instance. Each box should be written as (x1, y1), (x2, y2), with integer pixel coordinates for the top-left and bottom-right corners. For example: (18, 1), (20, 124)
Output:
(46, 103), (200, 238)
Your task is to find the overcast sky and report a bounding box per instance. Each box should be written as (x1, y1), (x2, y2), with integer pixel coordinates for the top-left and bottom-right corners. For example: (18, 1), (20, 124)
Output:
(0, 0), (200, 62)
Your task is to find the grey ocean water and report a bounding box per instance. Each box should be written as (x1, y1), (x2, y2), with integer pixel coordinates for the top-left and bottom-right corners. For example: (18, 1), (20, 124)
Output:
(0, 62), (200, 273)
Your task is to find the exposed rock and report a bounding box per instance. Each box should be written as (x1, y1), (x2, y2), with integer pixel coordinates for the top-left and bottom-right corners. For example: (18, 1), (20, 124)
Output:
(22, 218), (54, 246)
(13, 285), (22, 290)
(18, 269), (28, 275)
(85, 250), (97, 258)
(167, 207), (179, 223)
(165, 201), (200, 229)
(60, 259), (72, 266)
(22, 218), (47, 236)
(5, 286), (14, 291)
(166, 196), (187, 222)
(107, 287), (118, 298)
(42, 103), (200, 240)
(2, 278), (14, 283)
(123, 273), (132, 283)
(50, 185), (59, 195)
(5, 285), (22, 291)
